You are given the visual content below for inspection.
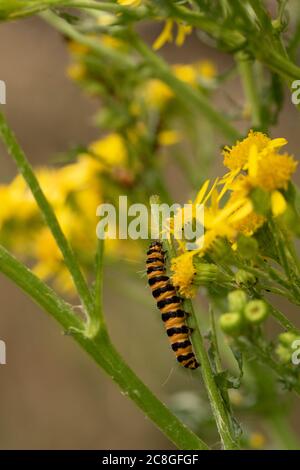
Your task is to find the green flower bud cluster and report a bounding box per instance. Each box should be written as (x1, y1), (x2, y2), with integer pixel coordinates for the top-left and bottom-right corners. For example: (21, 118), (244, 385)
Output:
(219, 290), (269, 336)
(193, 262), (220, 286)
(235, 270), (257, 288)
(275, 332), (300, 365)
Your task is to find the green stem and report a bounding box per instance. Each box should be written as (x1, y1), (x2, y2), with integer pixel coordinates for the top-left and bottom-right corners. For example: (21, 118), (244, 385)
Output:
(209, 306), (233, 418)
(0, 244), (83, 332)
(157, 0), (300, 82)
(0, 244), (209, 451)
(155, 1), (245, 50)
(209, 306), (223, 373)
(266, 302), (300, 336)
(132, 34), (241, 142)
(270, 220), (300, 301)
(0, 0), (66, 19)
(40, 10), (135, 70)
(87, 238), (106, 338)
(162, 230), (238, 449)
(64, 0), (146, 17)
(1, 0), (147, 20)
(261, 49), (300, 80)
(186, 300), (239, 449)
(236, 52), (264, 129)
(236, 337), (300, 397)
(0, 110), (94, 319)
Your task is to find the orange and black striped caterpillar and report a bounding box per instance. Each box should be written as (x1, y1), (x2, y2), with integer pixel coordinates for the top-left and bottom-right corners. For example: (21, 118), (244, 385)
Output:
(146, 241), (199, 370)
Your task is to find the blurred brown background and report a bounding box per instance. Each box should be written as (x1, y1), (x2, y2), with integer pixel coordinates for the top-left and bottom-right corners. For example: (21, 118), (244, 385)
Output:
(0, 13), (300, 449)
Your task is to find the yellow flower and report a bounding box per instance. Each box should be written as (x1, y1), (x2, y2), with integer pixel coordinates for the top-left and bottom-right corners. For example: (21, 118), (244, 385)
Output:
(0, 176), (37, 224)
(67, 40), (89, 55)
(227, 182), (265, 236)
(248, 146), (297, 191)
(158, 130), (181, 146)
(153, 20), (192, 50)
(203, 197), (251, 251)
(32, 227), (74, 293)
(101, 34), (126, 50)
(88, 133), (128, 168)
(67, 63), (86, 81)
(198, 60), (217, 80)
(173, 64), (198, 86)
(171, 252), (198, 298)
(230, 210), (265, 236)
(118, 0), (141, 5)
(143, 79), (173, 108)
(223, 130), (286, 171)
(143, 61), (217, 108)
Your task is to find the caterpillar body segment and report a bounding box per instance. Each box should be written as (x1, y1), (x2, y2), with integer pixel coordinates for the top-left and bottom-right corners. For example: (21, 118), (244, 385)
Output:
(146, 241), (199, 370)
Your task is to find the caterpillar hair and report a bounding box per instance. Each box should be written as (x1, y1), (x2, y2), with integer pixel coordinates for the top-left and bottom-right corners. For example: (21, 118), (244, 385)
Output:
(146, 241), (199, 370)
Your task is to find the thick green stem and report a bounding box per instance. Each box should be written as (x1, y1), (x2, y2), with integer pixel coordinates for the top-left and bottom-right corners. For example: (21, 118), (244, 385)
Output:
(0, 110), (94, 319)
(236, 52), (264, 129)
(0, 244), (209, 451)
(87, 238), (106, 338)
(162, 226), (238, 449)
(185, 301), (239, 449)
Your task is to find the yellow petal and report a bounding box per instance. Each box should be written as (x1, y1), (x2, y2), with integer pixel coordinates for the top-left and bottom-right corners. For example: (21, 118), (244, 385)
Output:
(118, 0), (141, 5)
(271, 190), (287, 216)
(204, 177), (219, 204)
(175, 24), (192, 46)
(248, 144), (258, 178)
(195, 179), (210, 205)
(153, 20), (173, 50)
(268, 138), (288, 149)
(229, 200), (253, 223)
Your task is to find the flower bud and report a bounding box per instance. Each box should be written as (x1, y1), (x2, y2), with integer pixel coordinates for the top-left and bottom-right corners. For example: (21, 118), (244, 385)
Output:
(272, 18), (285, 33)
(235, 269), (257, 288)
(194, 262), (220, 285)
(236, 235), (258, 260)
(219, 312), (242, 336)
(278, 332), (299, 347)
(244, 300), (268, 324)
(228, 290), (248, 313)
(275, 344), (291, 365)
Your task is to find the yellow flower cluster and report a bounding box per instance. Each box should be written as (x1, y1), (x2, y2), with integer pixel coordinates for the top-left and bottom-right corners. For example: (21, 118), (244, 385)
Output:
(143, 61), (217, 108)
(170, 131), (298, 298)
(171, 252), (198, 299)
(0, 133), (141, 292)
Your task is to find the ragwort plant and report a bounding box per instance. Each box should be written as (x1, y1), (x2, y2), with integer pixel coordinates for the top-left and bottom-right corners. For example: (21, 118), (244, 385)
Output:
(1, 0), (300, 450)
